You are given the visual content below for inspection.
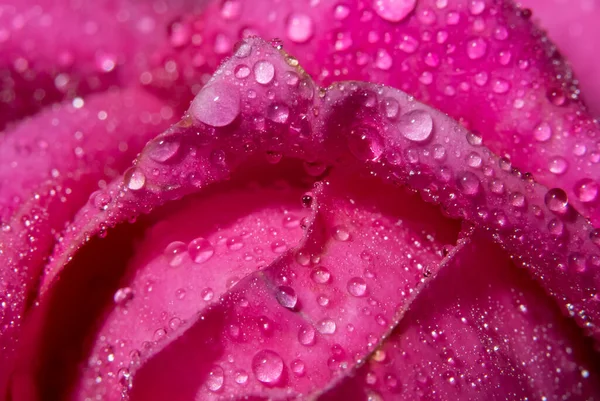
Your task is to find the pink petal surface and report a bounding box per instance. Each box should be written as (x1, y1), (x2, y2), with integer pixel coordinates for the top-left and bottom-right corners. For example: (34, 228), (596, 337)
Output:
(323, 232), (600, 400)
(158, 0), (600, 225)
(0, 88), (173, 395)
(518, 0), (600, 116)
(10, 37), (599, 399)
(0, 0), (207, 130)
(129, 172), (460, 400)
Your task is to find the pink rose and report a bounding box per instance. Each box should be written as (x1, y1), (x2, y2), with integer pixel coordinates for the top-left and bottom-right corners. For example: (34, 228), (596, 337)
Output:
(1, 0), (599, 399)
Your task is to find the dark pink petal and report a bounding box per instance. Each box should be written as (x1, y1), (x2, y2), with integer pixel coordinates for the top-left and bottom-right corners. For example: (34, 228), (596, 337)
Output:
(13, 36), (600, 399)
(519, 0), (600, 116)
(158, 0), (600, 225)
(0, 0), (206, 129)
(322, 233), (600, 399)
(0, 88), (173, 395)
(128, 172), (460, 399)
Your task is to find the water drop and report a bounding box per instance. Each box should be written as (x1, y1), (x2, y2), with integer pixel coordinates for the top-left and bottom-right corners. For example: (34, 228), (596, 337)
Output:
(575, 179), (598, 203)
(206, 366), (224, 392)
(375, 49), (393, 70)
(252, 350), (284, 384)
(267, 103), (290, 124)
(311, 266), (331, 284)
(545, 188), (569, 214)
(534, 122), (552, 142)
(381, 97), (400, 119)
(254, 60), (275, 85)
(466, 38), (487, 59)
(188, 237), (215, 264)
(124, 168), (146, 191)
(286, 13), (314, 43)
(291, 359), (306, 376)
(398, 110), (433, 142)
(457, 172), (480, 196)
(227, 236), (244, 250)
(235, 370), (248, 385)
(114, 287), (134, 305)
(348, 125), (384, 161)
(333, 225), (351, 241)
(234, 64), (251, 79)
(149, 139), (180, 163)
(298, 324), (316, 346)
(201, 288), (214, 302)
(276, 286), (298, 309)
(191, 83), (240, 127)
(164, 241), (187, 267)
(373, 0), (416, 23)
(548, 156), (568, 175)
(347, 277), (367, 297)
(317, 318), (337, 334)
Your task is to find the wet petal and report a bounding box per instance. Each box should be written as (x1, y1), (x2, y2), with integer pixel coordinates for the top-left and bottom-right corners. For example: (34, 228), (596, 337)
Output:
(322, 233), (600, 399)
(519, 0), (600, 115)
(0, 0), (207, 129)
(12, 36), (600, 399)
(159, 0), (600, 225)
(0, 88), (173, 394)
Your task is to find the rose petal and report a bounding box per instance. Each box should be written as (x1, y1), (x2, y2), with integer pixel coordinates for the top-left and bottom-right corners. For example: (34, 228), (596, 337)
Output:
(321, 232), (600, 399)
(0, 0), (206, 129)
(127, 171), (460, 399)
(158, 0), (600, 225)
(518, 0), (600, 116)
(0, 88), (173, 395)
(14, 36), (600, 398)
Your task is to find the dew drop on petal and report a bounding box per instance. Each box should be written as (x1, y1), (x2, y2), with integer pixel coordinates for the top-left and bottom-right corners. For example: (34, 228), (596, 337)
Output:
(534, 121), (552, 142)
(457, 171), (480, 196)
(291, 359), (306, 376)
(347, 277), (367, 297)
(298, 324), (316, 346)
(124, 168), (146, 191)
(206, 366), (224, 392)
(398, 110), (433, 142)
(252, 350), (284, 384)
(114, 287), (134, 305)
(276, 286), (298, 309)
(574, 179), (598, 203)
(311, 266), (331, 284)
(317, 318), (337, 334)
(191, 83), (240, 127)
(188, 237), (215, 264)
(164, 241), (187, 267)
(254, 60), (275, 85)
(548, 156), (568, 175)
(267, 103), (290, 124)
(545, 188), (569, 214)
(466, 38), (487, 59)
(148, 139), (180, 163)
(373, 0), (417, 23)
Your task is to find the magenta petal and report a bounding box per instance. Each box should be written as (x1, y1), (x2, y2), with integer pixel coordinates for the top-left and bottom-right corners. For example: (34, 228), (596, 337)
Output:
(0, 0), (206, 129)
(519, 0), (600, 116)
(0, 88), (172, 395)
(323, 233), (600, 399)
(129, 172), (459, 399)
(15, 36), (600, 399)
(160, 0), (600, 225)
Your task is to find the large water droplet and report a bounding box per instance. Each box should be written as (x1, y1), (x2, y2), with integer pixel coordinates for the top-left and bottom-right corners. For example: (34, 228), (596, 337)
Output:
(124, 167), (146, 191)
(164, 241), (187, 267)
(534, 122), (552, 142)
(466, 38), (487, 59)
(548, 156), (568, 175)
(347, 277), (367, 297)
(348, 125), (384, 161)
(311, 266), (331, 284)
(457, 172), (480, 196)
(191, 83), (240, 127)
(276, 286), (298, 309)
(254, 60), (275, 85)
(252, 350), (284, 384)
(149, 139), (180, 163)
(545, 188), (569, 214)
(188, 237), (215, 264)
(317, 318), (337, 334)
(206, 366), (224, 392)
(574, 179), (598, 203)
(373, 0), (416, 23)
(298, 324), (316, 346)
(398, 110), (433, 142)
(286, 13), (314, 43)
(267, 103), (290, 124)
